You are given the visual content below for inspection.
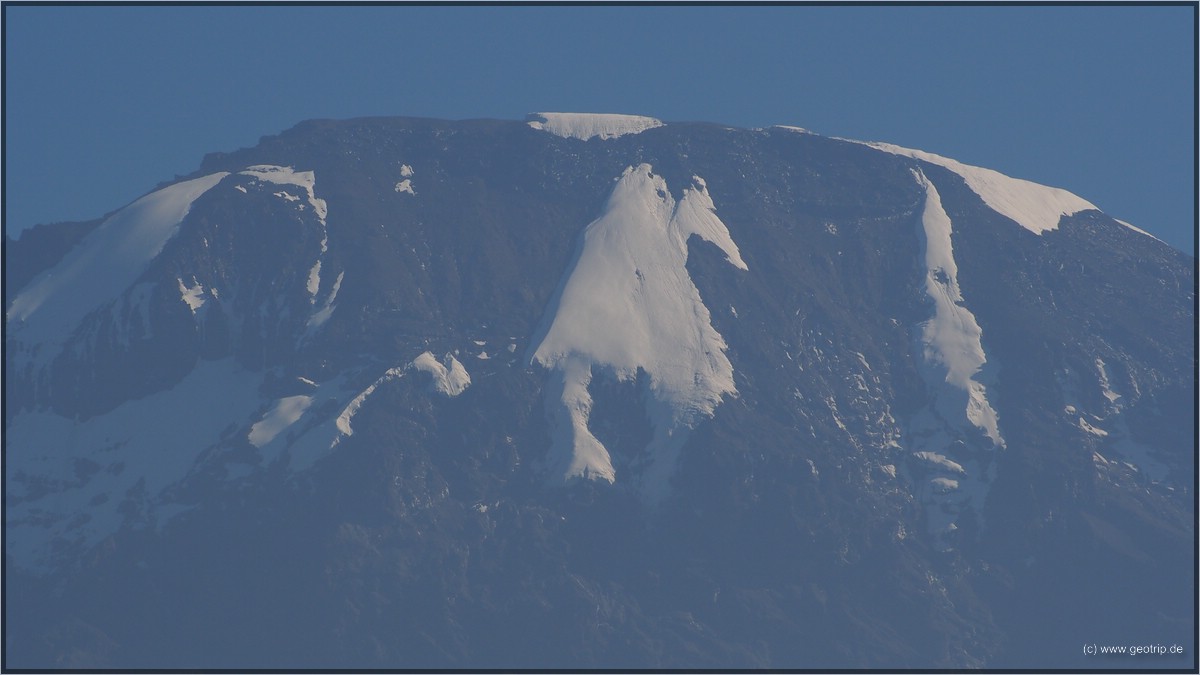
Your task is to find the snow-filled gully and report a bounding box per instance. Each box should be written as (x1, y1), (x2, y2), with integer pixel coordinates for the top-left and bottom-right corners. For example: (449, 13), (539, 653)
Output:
(908, 169), (1005, 545)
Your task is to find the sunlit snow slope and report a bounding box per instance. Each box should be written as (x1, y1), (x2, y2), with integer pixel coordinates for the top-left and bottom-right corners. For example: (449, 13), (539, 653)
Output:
(864, 141), (1155, 240)
(7, 172), (229, 366)
(530, 164), (747, 492)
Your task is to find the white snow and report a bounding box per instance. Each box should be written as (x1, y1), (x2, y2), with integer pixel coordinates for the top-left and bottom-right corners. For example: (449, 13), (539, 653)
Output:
(177, 277), (206, 314)
(527, 112), (664, 141)
(913, 170), (1005, 448)
(234, 185), (247, 194)
(900, 169), (1005, 548)
(530, 164), (747, 490)
(1095, 358), (1123, 408)
(931, 477), (960, 492)
(239, 165), (330, 305)
(335, 366), (406, 438)
(274, 366), (409, 470)
(7, 172), (229, 364)
(1094, 360), (1166, 481)
(854, 352), (872, 371)
(865, 141), (1096, 235)
(914, 451), (966, 474)
(477, 351), (491, 360)
(542, 358), (615, 482)
(306, 271), (344, 330)
(307, 259), (323, 298)
(400, 164), (414, 177)
(1059, 360), (1167, 482)
(248, 395), (315, 447)
(412, 352), (471, 397)
(1114, 218), (1163, 242)
(1079, 417), (1109, 437)
(774, 125), (813, 134)
(239, 165), (327, 225)
(394, 179), (416, 195)
(880, 464), (897, 479)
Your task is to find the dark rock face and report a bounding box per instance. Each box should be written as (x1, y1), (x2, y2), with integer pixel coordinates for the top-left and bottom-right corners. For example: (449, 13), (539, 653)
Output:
(4, 116), (1193, 669)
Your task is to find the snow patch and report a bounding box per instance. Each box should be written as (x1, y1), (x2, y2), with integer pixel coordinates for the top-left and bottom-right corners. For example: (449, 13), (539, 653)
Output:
(864, 141), (1096, 235)
(306, 271), (344, 331)
(306, 259), (323, 298)
(239, 165), (330, 306)
(530, 164), (747, 492)
(854, 352), (872, 371)
(914, 451), (966, 475)
(400, 164), (414, 177)
(931, 477), (960, 492)
(1095, 358), (1122, 409)
(239, 165), (327, 225)
(248, 395), (315, 447)
(526, 112), (664, 141)
(412, 352), (471, 397)
(335, 366), (406, 439)
(177, 277), (206, 314)
(394, 179), (416, 195)
(1079, 417), (1109, 437)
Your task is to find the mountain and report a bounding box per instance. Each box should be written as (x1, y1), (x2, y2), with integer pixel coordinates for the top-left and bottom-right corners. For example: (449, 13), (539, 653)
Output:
(4, 112), (1194, 669)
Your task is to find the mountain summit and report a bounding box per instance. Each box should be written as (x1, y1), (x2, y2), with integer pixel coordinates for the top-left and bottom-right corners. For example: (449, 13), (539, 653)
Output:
(5, 113), (1193, 669)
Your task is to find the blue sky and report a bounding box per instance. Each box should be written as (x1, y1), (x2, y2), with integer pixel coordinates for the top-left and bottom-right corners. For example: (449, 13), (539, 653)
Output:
(4, 4), (1195, 252)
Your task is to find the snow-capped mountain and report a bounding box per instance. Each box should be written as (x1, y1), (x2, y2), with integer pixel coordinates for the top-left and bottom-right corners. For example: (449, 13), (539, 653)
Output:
(5, 113), (1193, 669)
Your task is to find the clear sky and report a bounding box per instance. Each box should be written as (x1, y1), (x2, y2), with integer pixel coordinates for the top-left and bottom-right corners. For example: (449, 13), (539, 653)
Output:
(3, 4), (1195, 252)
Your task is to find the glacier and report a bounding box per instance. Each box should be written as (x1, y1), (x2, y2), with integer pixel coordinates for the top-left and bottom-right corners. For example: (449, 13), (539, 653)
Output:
(865, 141), (1156, 241)
(907, 168), (1005, 544)
(913, 169), (1004, 448)
(527, 112), (664, 141)
(530, 164), (747, 493)
(7, 172), (229, 366)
